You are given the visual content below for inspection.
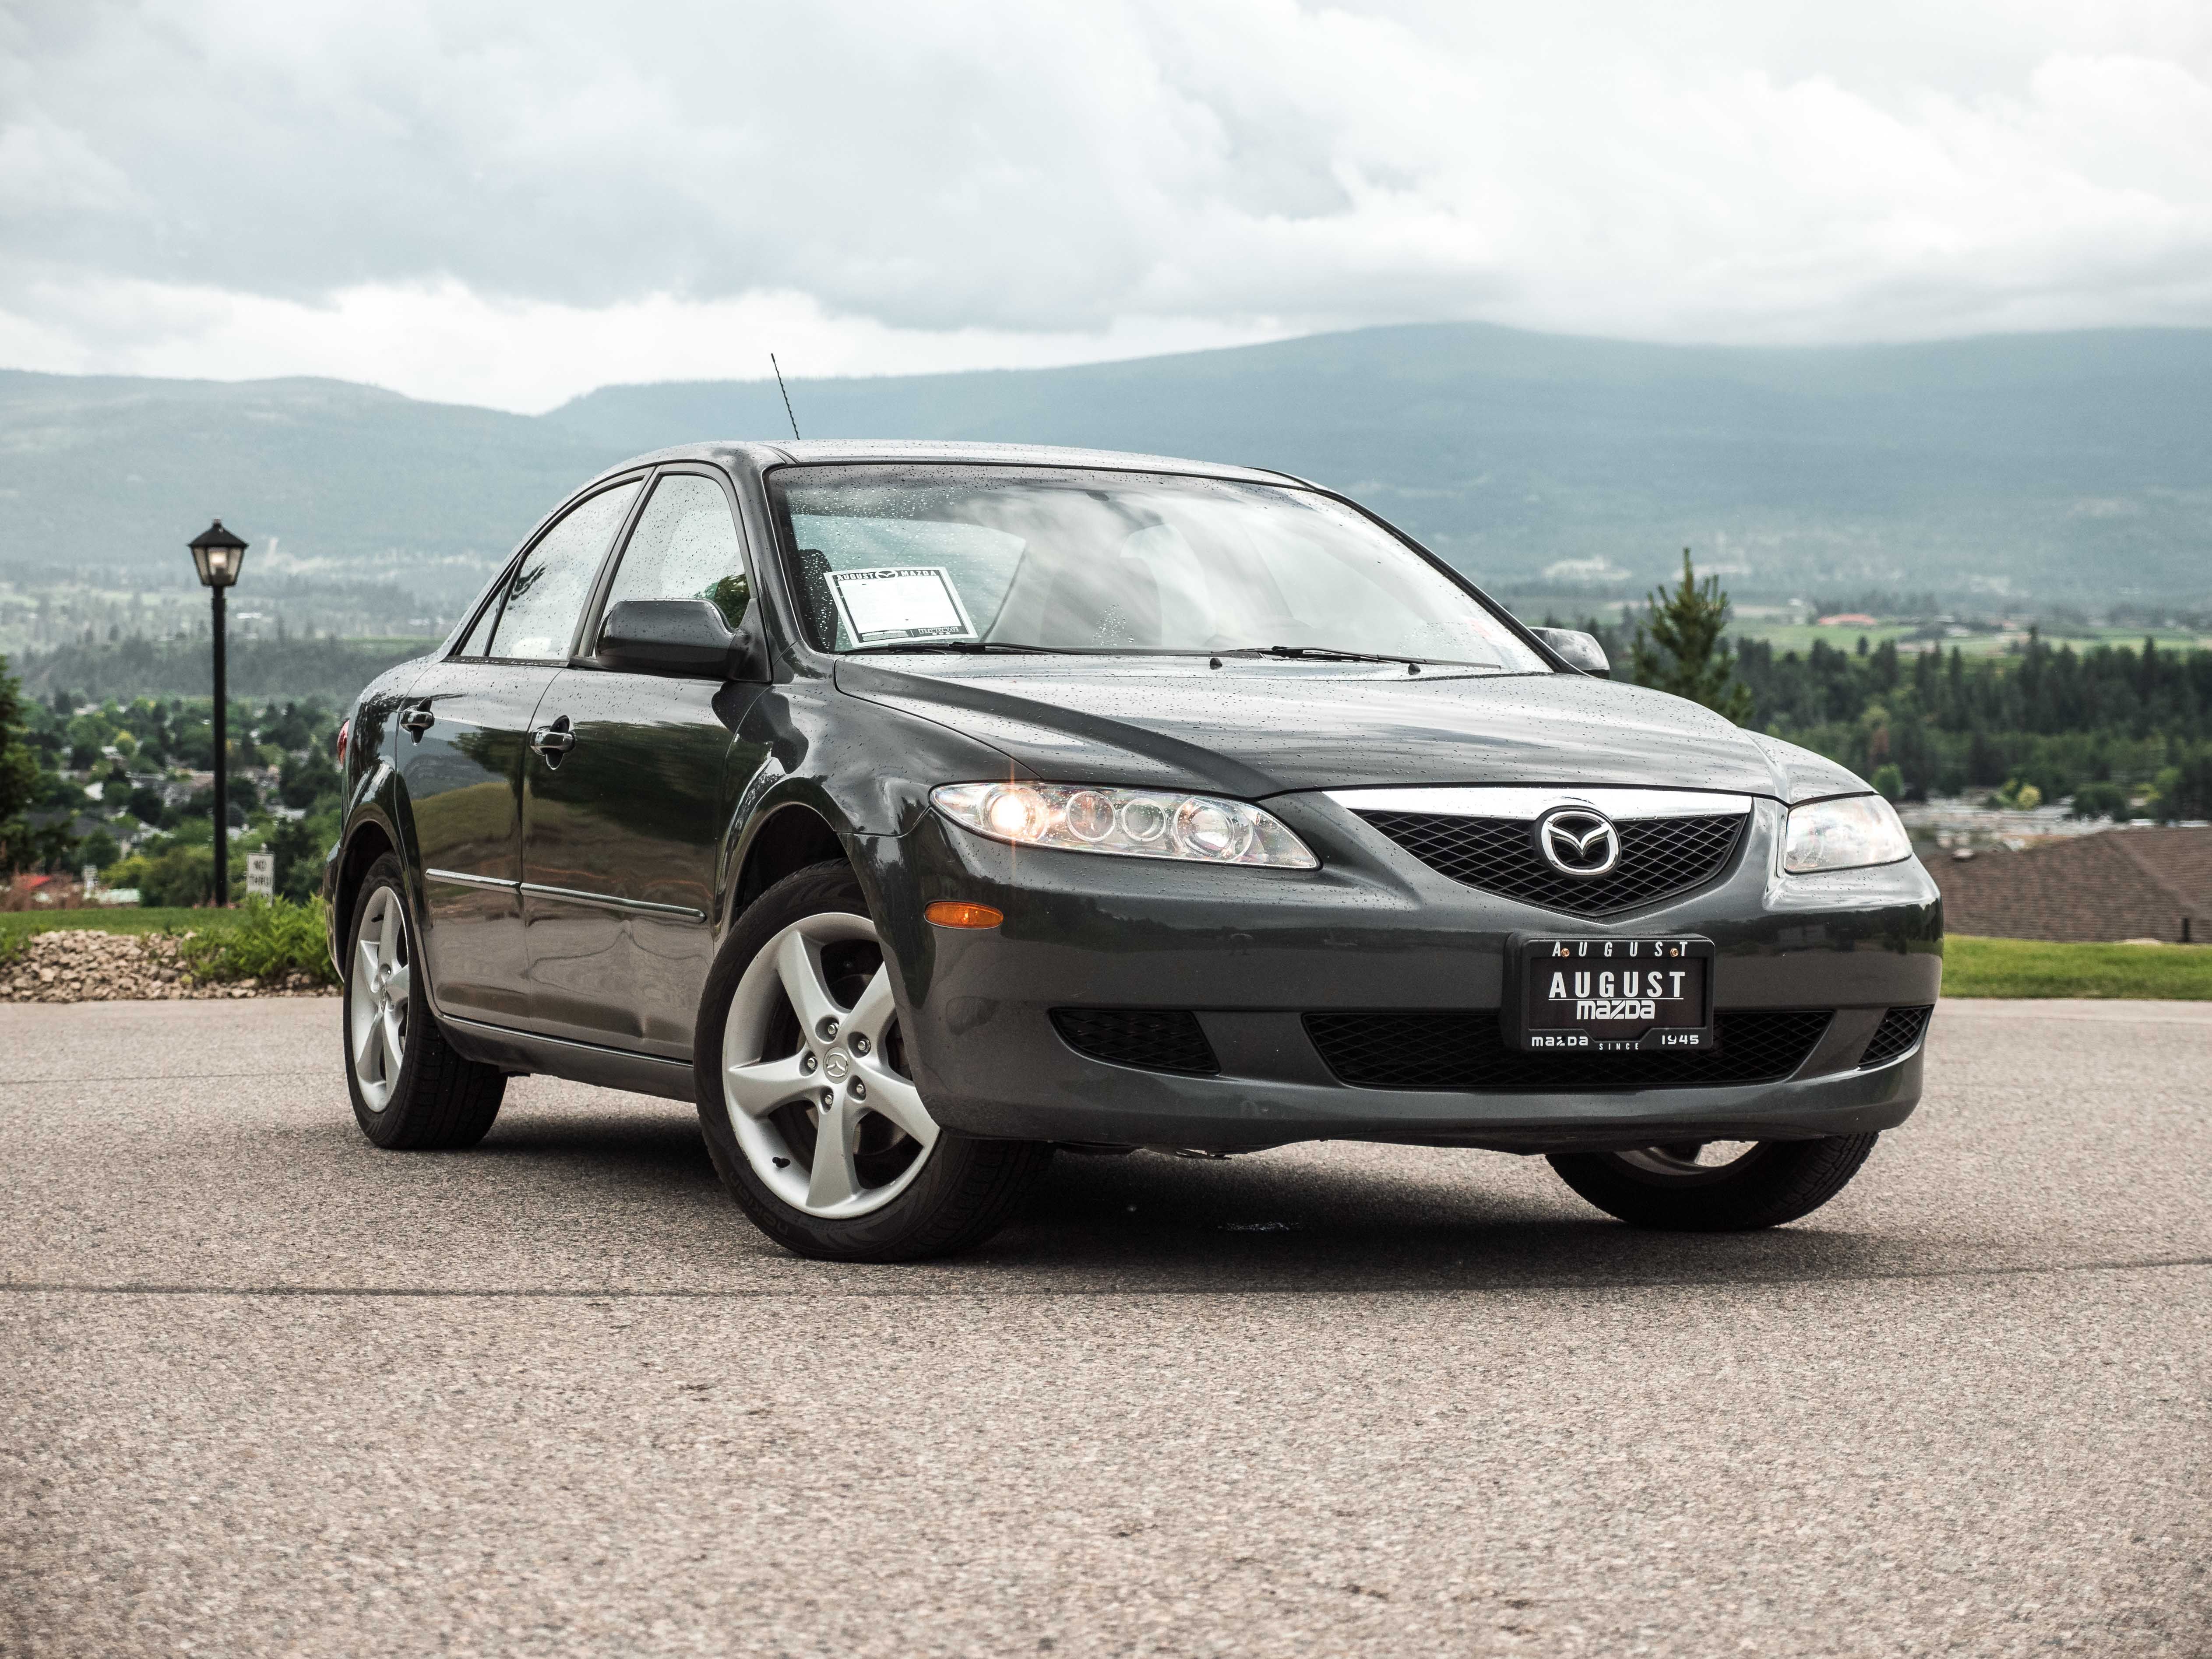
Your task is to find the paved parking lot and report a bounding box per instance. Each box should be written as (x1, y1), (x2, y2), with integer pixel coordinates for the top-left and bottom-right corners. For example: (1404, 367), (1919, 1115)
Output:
(2, 996), (2208, 1657)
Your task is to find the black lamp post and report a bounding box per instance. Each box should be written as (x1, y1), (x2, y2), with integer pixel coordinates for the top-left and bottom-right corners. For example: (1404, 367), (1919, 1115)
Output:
(189, 520), (248, 906)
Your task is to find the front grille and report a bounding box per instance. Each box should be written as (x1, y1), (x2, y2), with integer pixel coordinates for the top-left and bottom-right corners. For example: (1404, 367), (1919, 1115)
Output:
(1303, 1008), (1832, 1092)
(1051, 1008), (1219, 1076)
(1356, 810), (1746, 916)
(1858, 1005), (1933, 1067)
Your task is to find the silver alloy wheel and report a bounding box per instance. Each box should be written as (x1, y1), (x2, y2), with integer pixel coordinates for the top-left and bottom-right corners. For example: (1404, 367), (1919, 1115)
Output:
(720, 911), (940, 1219)
(1613, 1140), (1762, 1180)
(349, 885), (412, 1113)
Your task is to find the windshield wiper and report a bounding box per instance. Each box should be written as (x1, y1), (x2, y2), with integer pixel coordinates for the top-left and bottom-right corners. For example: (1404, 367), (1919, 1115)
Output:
(1226, 644), (1439, 669)
(842, 640), (1059, 656)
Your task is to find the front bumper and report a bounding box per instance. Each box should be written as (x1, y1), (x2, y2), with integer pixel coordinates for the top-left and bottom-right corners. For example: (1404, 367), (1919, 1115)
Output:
(866, 791), (1941, 1154)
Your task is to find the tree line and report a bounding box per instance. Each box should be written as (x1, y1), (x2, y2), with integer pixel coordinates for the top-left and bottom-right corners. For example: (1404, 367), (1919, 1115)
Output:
(1555, 553), (2212, 819)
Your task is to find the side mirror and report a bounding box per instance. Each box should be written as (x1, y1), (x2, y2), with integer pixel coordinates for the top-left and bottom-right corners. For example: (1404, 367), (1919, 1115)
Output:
(1531, 626), (1609, 676)
(599, 599), (766, 680)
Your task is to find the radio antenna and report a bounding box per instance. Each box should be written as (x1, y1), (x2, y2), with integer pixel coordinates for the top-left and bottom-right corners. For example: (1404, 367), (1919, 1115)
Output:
(770, 353), (801, 440)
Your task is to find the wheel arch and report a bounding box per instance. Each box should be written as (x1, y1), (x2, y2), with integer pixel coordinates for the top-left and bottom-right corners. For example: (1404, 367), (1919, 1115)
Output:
(335, 817), (397, 947)
(728, 801), (852, 930)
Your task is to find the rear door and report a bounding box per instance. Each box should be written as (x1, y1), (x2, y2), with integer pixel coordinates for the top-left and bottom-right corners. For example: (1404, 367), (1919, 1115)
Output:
(519, 467), (771, 1055)
(400, 477), (642, 1023)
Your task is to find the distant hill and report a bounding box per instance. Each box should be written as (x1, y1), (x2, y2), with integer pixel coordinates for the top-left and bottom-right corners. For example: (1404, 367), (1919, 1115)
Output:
(6, 323), (2211, 606)
(0, 371), (614, 604)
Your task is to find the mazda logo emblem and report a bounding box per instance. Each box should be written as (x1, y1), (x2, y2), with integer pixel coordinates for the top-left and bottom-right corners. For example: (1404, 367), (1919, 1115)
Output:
(1535, 807), (1621, 877)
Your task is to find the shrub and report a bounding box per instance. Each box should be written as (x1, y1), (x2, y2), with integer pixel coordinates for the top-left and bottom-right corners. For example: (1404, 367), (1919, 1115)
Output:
(180, 897), (335, 985)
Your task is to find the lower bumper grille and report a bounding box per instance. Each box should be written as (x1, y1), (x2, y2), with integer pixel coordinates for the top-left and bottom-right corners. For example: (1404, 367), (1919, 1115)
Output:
(1051, 1008), (1219, 1076)
(1858, 1005), (1933, 1067)
(1303, 1008), (1834, 1092)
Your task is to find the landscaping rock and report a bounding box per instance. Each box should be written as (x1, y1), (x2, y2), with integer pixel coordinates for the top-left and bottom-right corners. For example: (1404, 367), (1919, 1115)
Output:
(0, 930), (335, 1003)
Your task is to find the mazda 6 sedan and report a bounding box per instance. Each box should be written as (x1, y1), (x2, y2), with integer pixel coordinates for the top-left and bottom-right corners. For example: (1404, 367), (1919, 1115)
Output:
(325, 440), (1940, 1261)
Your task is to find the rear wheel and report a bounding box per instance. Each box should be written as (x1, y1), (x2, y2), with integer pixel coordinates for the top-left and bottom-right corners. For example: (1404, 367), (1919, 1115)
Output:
(694, 861), (1051, 1262)
(343, 853), (506, 1149)
(1547, 1134), (1878, 1230)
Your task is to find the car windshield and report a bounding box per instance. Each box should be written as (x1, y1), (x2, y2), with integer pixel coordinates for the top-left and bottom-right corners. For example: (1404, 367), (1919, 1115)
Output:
(768, 464), (1546, 671)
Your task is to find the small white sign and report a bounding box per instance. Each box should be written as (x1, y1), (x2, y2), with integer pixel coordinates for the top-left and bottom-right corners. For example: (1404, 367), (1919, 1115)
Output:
(824, 565), (976, 645)
(245, 851), (276, 898)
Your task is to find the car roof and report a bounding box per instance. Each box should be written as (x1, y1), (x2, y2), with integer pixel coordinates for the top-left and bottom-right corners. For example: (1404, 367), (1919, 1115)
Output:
(597, 439), (1314, 490)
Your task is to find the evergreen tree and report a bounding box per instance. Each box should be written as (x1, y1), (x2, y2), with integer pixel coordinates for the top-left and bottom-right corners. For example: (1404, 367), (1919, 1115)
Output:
(0, 654), (46, 873)
(1629, 549), (1753, 723)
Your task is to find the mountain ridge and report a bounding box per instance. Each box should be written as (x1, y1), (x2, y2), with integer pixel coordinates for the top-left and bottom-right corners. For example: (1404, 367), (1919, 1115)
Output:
(5, 321), (2209, 605)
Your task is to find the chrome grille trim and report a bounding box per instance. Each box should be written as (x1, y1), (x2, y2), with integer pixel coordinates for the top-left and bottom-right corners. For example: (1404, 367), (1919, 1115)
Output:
(1324, 786), (1755, 820)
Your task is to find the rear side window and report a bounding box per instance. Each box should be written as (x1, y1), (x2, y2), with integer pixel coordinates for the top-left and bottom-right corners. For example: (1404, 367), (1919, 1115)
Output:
(489, 481), (642, 661)
(599, 473), (751, 639)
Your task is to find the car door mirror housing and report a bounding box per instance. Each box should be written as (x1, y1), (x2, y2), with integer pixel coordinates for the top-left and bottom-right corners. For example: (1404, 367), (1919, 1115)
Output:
(599, 598), (766, 680)
(1531, 627), (1610, 676)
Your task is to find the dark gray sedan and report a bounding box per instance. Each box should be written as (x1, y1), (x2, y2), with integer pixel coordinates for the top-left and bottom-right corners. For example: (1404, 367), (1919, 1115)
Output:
(325, 442), (1940, 1261)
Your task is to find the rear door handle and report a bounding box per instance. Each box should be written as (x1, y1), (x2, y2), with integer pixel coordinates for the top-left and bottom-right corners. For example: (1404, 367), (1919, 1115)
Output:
(399, 706), (435, 736)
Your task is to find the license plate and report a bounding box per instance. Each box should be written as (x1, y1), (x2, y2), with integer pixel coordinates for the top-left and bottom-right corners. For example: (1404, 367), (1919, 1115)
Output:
(1504, 935), (1717, 1053)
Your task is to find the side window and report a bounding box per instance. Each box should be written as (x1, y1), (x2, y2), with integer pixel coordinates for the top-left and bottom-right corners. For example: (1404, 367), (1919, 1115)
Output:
(600, 473), (751, 638)
(488, 481), (642, 661)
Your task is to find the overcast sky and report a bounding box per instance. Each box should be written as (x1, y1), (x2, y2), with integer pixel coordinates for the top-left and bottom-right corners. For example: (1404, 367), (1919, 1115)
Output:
(3, 0), (2209, 412)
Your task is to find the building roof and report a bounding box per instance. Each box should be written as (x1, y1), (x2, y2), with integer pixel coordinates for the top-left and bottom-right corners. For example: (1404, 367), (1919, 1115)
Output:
(1928, 826), (2211, 943)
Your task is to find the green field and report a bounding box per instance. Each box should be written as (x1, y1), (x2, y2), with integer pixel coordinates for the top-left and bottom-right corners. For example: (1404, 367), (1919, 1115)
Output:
(1729, 623), (2212, 659)
(1941, 935), (2212, 1000)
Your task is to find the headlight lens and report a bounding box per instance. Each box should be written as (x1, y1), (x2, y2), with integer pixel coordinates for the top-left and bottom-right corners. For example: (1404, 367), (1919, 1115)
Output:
(1783, 793), (1912, 874)
(933, 782), (1319, 869)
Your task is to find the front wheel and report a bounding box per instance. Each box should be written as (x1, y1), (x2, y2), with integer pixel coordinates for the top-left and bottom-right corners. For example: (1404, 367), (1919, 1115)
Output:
(1547, 1134), (1878, 1230)
(694, 861), (1052, 1262)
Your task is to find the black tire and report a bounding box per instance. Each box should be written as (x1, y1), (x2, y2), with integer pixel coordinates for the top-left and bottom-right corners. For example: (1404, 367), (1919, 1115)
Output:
(693, 859), (1052, 1262)
(1547, 1134), (1878, 1230)
(343, 853), (506, 1150)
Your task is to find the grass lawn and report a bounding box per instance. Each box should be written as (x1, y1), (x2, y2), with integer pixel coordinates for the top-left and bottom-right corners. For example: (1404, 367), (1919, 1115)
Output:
(1943, 935), (2212, 1000)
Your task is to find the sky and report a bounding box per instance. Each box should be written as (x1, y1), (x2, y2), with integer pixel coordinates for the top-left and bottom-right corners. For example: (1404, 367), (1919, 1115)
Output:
(2, 0), (2210, 413)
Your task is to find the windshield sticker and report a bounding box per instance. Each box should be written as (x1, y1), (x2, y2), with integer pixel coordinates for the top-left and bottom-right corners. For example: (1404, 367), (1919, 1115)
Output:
(825, 565), (978, 645)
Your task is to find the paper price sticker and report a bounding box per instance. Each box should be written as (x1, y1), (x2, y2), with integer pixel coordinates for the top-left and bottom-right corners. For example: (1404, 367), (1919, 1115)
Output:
(824, 566), (978, 645)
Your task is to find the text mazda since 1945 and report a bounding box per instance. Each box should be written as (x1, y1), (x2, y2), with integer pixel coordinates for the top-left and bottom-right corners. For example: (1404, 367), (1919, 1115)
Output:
(324, 441), (1941, 1261)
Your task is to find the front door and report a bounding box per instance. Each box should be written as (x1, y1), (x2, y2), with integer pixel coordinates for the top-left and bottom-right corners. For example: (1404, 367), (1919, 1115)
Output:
(401, 476), (642, 1024)
(520, 469), (771, 1055)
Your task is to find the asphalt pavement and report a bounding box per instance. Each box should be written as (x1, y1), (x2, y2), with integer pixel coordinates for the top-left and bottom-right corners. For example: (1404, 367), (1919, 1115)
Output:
(2, 996), (2207, 1657)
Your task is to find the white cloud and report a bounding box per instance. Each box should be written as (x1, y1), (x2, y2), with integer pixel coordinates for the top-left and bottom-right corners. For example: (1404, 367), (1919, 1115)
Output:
(1, 0), (2209, 409)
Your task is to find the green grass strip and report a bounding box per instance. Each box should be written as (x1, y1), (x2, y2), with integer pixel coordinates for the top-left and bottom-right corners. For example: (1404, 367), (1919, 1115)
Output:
(1943, 935), (2212, 1000)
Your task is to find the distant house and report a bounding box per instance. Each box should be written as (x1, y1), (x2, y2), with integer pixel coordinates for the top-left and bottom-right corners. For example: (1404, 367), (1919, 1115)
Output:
(1816, 613), (1880, 627)
(1928, 827), (2209, 943)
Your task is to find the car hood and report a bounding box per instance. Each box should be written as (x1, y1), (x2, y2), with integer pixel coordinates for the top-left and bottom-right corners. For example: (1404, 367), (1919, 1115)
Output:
(832, 656), (1864, 803)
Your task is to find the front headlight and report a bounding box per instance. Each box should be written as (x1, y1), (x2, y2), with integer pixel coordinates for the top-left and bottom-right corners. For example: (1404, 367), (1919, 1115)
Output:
(932, 782), (1319, 869)
(1782, 793), (1912, 874)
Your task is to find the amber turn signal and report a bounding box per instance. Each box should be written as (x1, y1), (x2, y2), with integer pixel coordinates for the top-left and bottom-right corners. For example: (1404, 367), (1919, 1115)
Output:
(924, 901), (1003, 930)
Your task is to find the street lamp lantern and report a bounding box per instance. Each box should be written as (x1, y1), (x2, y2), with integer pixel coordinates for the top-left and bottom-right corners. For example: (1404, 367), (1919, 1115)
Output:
(189, 519), (248, 588)
(188, 518), (248, 906)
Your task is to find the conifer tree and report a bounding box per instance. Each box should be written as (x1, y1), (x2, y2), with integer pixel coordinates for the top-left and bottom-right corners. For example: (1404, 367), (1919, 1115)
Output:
(1629, 549), (1753, 723)
(0, 654), (45, 873)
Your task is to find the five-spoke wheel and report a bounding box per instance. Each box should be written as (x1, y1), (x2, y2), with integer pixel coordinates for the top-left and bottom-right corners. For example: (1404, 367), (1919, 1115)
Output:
(721, 910), (939, 1217)
(342, 853), (505, 1150)
(694, 860), (1052, 1261)
(348, 884), (412, 1112)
